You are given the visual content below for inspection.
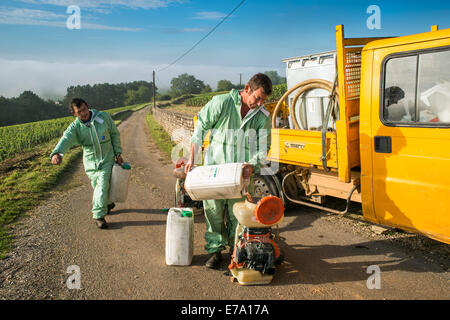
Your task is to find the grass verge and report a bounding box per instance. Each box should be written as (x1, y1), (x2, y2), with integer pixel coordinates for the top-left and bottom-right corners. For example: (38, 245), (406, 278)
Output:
(145, 112), (176, 159)
(0, 139), (82, 259)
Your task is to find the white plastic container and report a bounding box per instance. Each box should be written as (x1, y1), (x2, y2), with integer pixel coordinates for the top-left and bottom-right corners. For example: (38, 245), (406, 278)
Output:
(184, 163), (244, 200)
(165, 208), (194, 266)
(109, 162), (131, 203)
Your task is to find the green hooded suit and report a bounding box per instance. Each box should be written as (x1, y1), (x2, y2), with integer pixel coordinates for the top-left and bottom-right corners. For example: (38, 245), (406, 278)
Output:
(51, 109), (122, 219)
(190, 89), (272, 253)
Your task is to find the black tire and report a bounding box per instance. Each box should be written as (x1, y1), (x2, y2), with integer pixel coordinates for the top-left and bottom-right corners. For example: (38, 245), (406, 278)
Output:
(252, 174), (280, 198)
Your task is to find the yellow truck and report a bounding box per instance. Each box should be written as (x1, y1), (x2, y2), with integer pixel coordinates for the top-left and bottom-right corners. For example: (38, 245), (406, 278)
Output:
(261, 25), (450, 244)
(185, 25), (449, 244)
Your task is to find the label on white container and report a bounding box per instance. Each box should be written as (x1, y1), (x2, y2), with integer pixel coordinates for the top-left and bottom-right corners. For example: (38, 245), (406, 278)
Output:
(184, 163), (244, 201)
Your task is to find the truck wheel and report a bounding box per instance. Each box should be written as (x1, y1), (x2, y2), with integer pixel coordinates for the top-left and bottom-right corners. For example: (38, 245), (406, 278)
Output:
(253, 174), (280, 198)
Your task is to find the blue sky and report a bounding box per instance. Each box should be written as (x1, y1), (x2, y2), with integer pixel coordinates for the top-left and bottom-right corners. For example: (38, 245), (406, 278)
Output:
(0, 0), (449, 98)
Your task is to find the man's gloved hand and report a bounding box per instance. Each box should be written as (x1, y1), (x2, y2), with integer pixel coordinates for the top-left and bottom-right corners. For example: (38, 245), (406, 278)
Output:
(242, 163), (254, 179)
(51, 154), (62, 165)
(115, 154), (124, 165)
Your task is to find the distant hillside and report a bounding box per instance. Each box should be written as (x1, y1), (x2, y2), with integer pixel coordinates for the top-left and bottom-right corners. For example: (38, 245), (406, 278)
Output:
(0, 80), (157, 127)
(0, 91), (68, 127)
(61, 80), (156, 111)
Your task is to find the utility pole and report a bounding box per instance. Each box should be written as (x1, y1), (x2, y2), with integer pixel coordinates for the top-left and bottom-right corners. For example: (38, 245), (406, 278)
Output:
(239, 73), (242, 86)
(153, 70), (156, 113)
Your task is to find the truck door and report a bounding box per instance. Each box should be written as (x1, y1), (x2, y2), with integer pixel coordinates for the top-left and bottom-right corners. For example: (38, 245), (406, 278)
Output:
(371, 43), (450, 243)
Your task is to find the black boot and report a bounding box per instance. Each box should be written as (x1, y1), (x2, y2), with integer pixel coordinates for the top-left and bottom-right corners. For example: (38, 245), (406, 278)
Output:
(107, 203), (115, 214)
(205, 252), (222, 269)
(94, 217), (108, 229)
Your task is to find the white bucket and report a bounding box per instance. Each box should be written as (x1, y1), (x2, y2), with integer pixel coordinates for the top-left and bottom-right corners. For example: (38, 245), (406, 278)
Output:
(165, 208), (194, 266)
(109, 162), (131, 203)
(184, 163), (245, 200)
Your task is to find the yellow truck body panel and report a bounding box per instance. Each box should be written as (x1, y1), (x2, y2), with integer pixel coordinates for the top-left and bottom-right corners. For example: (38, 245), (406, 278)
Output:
(360, 28), (450, 243)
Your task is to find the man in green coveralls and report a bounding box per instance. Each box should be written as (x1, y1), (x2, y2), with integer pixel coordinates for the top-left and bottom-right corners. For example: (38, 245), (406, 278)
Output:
(185, 73), (273, 269)
(51, 98), (124, 229)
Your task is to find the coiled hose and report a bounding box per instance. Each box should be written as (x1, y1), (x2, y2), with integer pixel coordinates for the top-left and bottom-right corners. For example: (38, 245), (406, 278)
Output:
(271, 78), (339, 171)
(271, 78), (339, 129)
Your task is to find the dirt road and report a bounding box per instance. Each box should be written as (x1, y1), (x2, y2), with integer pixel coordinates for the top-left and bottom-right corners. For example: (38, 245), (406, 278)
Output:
(0, 107), (448, 300)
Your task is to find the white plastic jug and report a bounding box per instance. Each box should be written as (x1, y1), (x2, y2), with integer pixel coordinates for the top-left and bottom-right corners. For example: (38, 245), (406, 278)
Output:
(165, 208), (194, 266)
(109, 162), (131, 203)
(184, 163), (245, 200)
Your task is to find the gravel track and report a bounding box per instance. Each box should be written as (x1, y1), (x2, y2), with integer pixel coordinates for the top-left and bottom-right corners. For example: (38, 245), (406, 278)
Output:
(1, 107), (448, 300)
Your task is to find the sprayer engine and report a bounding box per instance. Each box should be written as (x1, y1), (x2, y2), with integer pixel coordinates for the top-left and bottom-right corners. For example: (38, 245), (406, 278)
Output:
(233, 227), (280, 276)
(229, 195), (285, 285)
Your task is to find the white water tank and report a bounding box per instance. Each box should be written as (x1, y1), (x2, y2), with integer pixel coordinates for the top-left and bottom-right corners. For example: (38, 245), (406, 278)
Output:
(283, 51), (337, 130)
(165, 208), (194, 266)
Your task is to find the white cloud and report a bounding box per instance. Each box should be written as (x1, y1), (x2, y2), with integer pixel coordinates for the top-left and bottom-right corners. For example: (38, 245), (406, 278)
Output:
(193, 11), (227, 20)
(161, 26), (208, 34)
(0, 6), (141, 31)
(82, 23), (141, 32)
(0, 7), (65, 26)
(18, 0), (182, 11)
(182, 27), (208, 33)
(0, 58), (280, 98)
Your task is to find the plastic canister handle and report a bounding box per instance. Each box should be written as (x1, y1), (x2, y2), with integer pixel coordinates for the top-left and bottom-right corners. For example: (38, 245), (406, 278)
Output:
(170, 208), (183, 217)
(121, 162), (131, 170)
(182, 210), (192, 217)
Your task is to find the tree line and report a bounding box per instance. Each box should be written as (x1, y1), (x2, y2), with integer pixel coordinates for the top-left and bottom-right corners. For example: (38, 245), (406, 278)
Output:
(62, 81), (156, 110)
(0, 81), (156, 127)
(0, 70), (285, 127)
(163, 70), (285, 99)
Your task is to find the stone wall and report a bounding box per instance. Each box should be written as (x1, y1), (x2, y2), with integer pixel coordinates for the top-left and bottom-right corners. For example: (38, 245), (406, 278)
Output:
(152, 106), (195, 148)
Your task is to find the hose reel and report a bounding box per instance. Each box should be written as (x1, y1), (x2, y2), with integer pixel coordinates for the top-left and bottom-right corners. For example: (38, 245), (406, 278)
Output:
(271, 77), (339, 171)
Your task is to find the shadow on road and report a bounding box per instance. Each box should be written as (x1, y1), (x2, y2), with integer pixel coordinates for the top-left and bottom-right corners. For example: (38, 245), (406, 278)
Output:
(269, 201), (448, 286)
(272, 236), (445, 286)
(191, 253), (212, 267)
(106, 220), (166, 229)
(109, 208), (166, 215)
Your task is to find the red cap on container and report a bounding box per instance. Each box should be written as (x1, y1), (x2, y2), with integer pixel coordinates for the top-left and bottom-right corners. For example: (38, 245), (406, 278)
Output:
(254, 195), (284, 225)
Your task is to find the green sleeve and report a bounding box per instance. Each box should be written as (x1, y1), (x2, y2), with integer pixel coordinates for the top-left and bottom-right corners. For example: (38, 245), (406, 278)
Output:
(50, 122), (79, 158)
(248, 116), (272, 174)
(106, 113), (122, 155)
(190, 96), (223, 146)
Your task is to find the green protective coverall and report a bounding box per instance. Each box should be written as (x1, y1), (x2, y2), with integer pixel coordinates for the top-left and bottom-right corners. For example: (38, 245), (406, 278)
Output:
(190, 89), (272, 254)
(50, 109), (122, 219)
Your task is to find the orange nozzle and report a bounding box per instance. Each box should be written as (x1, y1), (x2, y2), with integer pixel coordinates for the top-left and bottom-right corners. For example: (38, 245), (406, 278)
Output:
(254, 195), (284, 225)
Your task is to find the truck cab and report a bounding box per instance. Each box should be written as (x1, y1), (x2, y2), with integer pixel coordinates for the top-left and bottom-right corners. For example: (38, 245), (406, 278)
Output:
(360, 26), (450, 243)
(266, 25), (450, 244)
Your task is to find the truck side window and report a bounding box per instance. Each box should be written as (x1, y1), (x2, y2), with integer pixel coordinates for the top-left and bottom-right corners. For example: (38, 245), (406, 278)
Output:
(383, 56), (417, 122)
(417, 50), (450, 123)
(382, 47), (450, 125)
